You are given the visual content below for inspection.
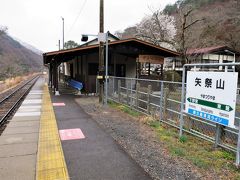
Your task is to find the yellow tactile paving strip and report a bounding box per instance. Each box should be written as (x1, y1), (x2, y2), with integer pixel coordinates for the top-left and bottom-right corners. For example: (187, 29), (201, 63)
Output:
(36, 84), (69, 180)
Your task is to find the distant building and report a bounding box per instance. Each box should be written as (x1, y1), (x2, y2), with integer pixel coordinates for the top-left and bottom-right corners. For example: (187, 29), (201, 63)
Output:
(164, 45), (240, 71)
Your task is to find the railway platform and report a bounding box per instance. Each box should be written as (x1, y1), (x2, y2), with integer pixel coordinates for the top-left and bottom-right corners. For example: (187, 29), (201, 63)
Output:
(0, 76), (151, 180)
(0, 77), (45, 180)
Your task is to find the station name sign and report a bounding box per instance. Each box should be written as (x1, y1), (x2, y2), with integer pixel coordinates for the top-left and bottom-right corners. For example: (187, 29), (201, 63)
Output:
(186, 71), (238, 128)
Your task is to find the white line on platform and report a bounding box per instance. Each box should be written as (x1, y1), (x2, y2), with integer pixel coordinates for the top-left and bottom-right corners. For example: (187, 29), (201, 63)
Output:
(19, 105), (42, 109)
(14, 112), (41, 117)
(29, 92), (43, 95)
(17, 108), (41, 112)
(22, 99), (42, 104)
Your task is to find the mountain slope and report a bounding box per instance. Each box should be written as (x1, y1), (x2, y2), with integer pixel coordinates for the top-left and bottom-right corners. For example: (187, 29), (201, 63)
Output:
(0, 33), (43, 80)
(13, 37), (43, 56)
(165, 0), (240, 51)
(116, 0), (240, 52)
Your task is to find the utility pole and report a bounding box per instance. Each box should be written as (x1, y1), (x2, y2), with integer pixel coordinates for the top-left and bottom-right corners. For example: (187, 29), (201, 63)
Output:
(61, 17), (65, 78)
(61, 17), (65, 49)
(99, 0), (104, 103)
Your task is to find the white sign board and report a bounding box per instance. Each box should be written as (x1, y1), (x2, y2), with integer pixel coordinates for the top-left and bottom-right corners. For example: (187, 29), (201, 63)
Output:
(98, 33), (107, 43)
(186, 71), (238, 128)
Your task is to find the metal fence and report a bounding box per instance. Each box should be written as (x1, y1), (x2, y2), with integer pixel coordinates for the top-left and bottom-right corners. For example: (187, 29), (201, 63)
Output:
(105, 76), (240, 153)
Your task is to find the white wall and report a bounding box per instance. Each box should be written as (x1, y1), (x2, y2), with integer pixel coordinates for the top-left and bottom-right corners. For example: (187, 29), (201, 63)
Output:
(65, 62), (70, 76)
(203, 54), (234, 62)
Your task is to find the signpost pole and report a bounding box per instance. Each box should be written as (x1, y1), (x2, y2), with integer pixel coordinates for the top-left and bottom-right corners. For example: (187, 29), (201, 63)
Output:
(214, 124), (223, 148)
(104, 32), (109, 105)
(236, 127), (240, 166)
(180, 65), (186, 137)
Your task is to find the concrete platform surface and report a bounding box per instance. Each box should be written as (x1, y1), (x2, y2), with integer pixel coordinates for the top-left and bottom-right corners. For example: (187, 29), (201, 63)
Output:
(52, 94), (151, 180)
(0, 133), (39, 145)
(0, 155), (36, 180)
(0, 77), (44, 180)
(0, 76), (151, 180)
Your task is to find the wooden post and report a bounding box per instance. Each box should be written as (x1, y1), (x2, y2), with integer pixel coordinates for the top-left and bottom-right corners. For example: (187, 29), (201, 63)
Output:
(52, 62), (56, 91)
(49, 64), (52, 87)
(53, 62), (57, 93)
(148, 62), (151, 76)
(136, 58), (140, 79)
(98, 0), (104, 103)
(163, 87), (169, 117)
(127, 81), (130, 105)
(160, 64), (163, 77)
(136, 83), (140, 108)
(147, 85), (152, 114)
(118, 80), (121, 102)
(55, 63), (59, 93)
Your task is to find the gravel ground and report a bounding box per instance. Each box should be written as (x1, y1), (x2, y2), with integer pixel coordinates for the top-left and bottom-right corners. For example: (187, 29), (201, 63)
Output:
(75, 97), (212, 180)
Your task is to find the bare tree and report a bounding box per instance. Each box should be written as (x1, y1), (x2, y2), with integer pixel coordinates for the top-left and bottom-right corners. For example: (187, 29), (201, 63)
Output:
(136, 9), (176, 50)
(216, 22), (240, 52)
(226, 33), (240, 51)
(177, 7), (205, 65)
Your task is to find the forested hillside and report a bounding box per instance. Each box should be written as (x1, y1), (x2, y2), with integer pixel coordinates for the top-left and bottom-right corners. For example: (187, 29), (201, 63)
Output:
(0, 31), (43, 80)
(116, 0), (240, 53)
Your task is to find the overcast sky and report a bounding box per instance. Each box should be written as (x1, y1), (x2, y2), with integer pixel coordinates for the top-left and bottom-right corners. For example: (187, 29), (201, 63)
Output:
(0, 0), (177, 52)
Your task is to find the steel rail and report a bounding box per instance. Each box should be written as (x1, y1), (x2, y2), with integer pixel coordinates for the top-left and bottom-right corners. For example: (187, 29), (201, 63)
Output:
(0, 76), (39, 104)
(0, 75), (40, 125)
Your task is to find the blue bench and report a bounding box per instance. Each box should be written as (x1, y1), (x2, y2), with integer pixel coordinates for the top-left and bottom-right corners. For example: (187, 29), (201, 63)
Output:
(68, 79), (83, 92)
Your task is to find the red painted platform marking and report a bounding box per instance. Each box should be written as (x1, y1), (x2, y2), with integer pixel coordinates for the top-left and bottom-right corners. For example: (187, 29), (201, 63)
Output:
(53, 103), (65, 106)
(59, 128), (85, 141)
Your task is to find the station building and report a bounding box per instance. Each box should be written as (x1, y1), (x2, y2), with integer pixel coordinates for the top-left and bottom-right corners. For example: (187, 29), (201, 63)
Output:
(43, 37), (179, 94)
(165, 45), (240, 72)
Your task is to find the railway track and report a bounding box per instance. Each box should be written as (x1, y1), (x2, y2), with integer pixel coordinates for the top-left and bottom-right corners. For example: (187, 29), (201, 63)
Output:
(0, 75), (40, 126)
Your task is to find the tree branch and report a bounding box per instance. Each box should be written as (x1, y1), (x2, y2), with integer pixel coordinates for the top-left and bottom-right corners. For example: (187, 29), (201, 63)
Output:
(184, 18), (205, 30)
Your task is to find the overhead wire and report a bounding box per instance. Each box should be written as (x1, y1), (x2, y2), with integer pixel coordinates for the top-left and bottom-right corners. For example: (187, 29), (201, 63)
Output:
(66, 0), (88, 38)
(48, 0), (88, 63)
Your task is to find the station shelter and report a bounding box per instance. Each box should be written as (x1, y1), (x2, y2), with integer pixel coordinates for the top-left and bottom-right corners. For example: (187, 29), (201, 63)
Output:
(43, 38), (179, 94)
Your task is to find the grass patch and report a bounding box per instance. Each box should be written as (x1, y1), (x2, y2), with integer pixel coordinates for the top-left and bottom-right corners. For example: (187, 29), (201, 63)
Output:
(148, 122), (240, 178)
(170, 146), (186, 157)
(108, 100), (141, 117)
(188, 157), (210, 169)
(0, 73), (37, 93)
(212, 150), (235, 161)
(119, 105), (141, 117)
(108, 100), (120, 108)
(108, 101), (240, 178)
(179, 135), (188, 143)
(149, 121), (161, 128)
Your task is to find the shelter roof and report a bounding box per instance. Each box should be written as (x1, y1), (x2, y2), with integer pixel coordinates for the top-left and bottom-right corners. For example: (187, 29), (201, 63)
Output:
(43, 38), (180, 64)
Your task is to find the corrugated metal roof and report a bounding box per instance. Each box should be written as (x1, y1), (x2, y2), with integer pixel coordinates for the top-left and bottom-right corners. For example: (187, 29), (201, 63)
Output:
(43, 38), (180, 57)
(186, 45), (239, 55)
